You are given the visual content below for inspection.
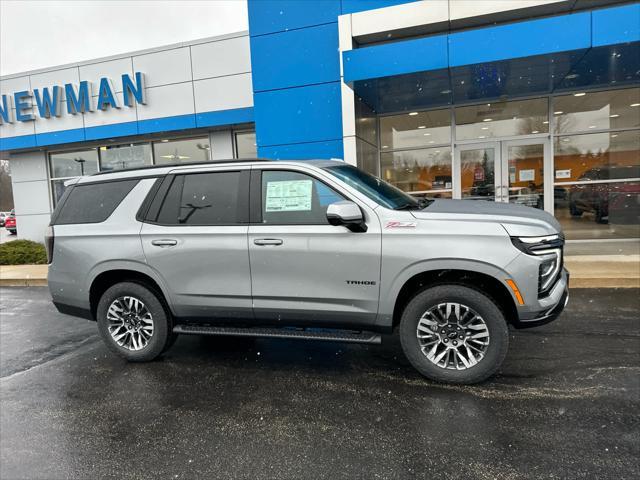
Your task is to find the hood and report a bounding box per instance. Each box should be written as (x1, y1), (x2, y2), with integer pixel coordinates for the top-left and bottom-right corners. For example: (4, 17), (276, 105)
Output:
(411, 199), (562, 237)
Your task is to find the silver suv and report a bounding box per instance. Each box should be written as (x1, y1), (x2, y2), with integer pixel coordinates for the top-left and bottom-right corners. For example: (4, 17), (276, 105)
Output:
(47, 160), (568, 384)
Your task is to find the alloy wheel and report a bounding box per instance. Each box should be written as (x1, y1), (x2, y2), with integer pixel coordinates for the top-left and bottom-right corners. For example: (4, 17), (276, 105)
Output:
(416, 302), (490, 370)
(106, 296), (154, 351)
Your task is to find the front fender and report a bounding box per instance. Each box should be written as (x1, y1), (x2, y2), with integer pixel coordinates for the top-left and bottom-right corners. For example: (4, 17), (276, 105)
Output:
(377, 258), (517, 327)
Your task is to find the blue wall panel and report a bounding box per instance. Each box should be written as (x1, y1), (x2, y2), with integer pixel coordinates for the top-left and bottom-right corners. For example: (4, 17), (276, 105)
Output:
(85, 121), (138, 141)
(341, 0), (417, 14)
(254, 82), (343, 146)
(449, 12), (592, 67)
(592, 3), (640, 47)
(0, 135), (36, 152)
(248, 0), (341, 37)
(137, 114), (196, 135)
(36, 128), (84, 147)
(343, 34), (448, 83)
(251, 23), (341, 92)
(260, 139), (343, 160)
(196, 107), (255, 128)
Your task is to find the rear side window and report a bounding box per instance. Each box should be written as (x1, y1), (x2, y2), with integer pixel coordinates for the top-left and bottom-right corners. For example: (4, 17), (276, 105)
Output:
(155, 171), (242, 225)
(54, 179), (139, 225)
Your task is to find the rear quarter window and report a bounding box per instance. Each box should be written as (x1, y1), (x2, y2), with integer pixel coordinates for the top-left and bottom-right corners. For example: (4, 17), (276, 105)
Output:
(53, 179), (139, 225)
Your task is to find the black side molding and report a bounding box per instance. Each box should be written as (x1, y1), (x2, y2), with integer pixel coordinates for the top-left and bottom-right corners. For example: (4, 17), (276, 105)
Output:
(53, 302), (94, 321)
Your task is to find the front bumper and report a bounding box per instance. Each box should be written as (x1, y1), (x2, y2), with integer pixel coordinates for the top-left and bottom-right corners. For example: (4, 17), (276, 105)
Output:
(512, 269), (569, 329)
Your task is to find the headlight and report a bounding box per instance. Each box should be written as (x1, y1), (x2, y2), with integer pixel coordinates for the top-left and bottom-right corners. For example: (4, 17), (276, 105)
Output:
(511, 234), (564, 297)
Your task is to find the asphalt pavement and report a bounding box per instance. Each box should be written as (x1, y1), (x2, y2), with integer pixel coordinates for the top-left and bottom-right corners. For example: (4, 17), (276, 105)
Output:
(0, 287), (638, 480)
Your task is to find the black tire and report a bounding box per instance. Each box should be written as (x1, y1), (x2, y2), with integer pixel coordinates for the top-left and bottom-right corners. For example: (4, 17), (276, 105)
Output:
(96, 282), (171, 362)
(569, 203), (583, 217)
(399, 285), (509, 384)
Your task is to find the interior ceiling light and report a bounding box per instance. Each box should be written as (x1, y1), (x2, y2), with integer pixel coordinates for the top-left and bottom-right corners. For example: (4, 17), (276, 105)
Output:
(574, 92), (586, 97)
(483, 118), (493, 122)
(543, 121), (549, 124)
(418, 125), (426, 129)
(423, 132), (431, 136)
(610, 114), (620, 118)
(588, 125), (596, 129)
(481, 126), (489, 130)
(532, 131), (539, 134)
(554, 111), (563, 115)
(409, 112), (419, 116)
(631, 103), (640, 107)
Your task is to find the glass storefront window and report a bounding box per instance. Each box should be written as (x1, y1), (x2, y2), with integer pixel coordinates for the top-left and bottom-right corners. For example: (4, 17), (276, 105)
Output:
(380, 109), (450, 151)
(356, 96), (377, 147)
(554, 130), (640, 183)
(49, 150), (99, 178)
(236, 131), (257, 158)
(455, 98), (548, 140)
(50, 179), (70, 205)
(554, 181), (640, 239)
(153, 137), (211, 164)
(553, 88), (640, 134)
(380, 147), (452, 195)
(356, 139), (379, 176)
(99, 143), (152, 171)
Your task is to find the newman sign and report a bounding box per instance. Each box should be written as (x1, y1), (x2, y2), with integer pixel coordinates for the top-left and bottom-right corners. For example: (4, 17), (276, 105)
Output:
(0, 72), (146, 125)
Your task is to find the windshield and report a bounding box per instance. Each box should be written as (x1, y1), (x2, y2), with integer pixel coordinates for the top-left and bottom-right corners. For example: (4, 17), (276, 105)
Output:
(323, 164), (421, 210)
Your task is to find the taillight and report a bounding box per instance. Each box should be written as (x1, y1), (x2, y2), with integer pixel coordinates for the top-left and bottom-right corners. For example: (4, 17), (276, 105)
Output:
(45, 225), (55, 264)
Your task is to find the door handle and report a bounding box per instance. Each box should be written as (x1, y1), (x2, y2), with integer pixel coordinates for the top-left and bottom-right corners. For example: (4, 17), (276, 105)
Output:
(254, 238), (283, 246)
(151, 239), (178, 247)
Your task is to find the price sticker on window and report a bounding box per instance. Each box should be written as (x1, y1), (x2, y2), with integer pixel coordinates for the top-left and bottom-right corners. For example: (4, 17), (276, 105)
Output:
(265, 180), (313, 212)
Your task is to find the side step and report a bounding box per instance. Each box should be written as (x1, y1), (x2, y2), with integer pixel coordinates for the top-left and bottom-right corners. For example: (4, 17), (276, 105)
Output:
(173, 324), (382, 344)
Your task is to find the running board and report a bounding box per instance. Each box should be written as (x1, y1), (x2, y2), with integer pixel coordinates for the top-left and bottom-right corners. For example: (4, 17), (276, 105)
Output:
(173, 324), (382, 344)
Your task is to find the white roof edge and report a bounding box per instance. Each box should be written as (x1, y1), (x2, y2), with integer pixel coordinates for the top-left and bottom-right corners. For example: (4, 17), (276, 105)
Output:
(0, 30), (249, 81)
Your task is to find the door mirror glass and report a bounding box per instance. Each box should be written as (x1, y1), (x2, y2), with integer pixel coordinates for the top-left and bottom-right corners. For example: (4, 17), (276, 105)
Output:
(326, 201), (367, 232)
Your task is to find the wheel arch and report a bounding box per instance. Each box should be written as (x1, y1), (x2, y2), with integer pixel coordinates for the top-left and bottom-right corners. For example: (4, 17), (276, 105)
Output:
(389, 267), (519, 330)
(88, 264), (173, 320)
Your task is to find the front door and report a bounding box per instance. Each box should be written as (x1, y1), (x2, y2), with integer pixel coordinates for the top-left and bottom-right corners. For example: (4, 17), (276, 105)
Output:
(454, 139), (551, 212)
(248, 168), (382, 327)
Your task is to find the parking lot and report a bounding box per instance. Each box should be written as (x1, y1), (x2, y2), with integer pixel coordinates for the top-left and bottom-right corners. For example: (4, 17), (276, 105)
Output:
(0, 286), (638, 480)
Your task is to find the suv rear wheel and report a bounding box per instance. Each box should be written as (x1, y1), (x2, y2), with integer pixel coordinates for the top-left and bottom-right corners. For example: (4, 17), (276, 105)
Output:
(96, 282), (172, 361)
(399, 285), (509, 384)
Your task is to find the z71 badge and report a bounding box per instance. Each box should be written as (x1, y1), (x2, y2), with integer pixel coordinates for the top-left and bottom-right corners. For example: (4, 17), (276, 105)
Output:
(385, 221), (417, 229)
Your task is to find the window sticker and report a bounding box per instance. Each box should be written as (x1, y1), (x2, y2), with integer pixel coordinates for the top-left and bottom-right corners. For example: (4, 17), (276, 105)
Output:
(265, 180), (313, 212)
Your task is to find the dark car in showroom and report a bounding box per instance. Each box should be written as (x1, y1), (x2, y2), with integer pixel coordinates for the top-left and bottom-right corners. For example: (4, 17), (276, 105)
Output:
(569, 165), (640, 224)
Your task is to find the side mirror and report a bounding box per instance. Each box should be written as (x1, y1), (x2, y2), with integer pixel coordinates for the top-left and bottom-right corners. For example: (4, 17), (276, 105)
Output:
(326, 201), (367, 232)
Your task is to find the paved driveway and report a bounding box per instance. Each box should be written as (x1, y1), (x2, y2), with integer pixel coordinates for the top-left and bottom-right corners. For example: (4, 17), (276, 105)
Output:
(0, 287), (638, 479)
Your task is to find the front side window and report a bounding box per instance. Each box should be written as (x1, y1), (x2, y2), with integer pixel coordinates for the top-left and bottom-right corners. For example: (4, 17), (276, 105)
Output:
(156, 171), (242, 225)
(261, 171), (345, 225)
(323, 164), (419, 210)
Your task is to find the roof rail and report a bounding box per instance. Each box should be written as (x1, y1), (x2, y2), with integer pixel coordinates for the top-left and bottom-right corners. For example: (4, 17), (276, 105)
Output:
(91, 158), (272, 176)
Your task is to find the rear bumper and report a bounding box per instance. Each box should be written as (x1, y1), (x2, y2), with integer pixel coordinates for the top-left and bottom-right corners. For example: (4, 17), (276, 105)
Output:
(513, 269), (569, 329)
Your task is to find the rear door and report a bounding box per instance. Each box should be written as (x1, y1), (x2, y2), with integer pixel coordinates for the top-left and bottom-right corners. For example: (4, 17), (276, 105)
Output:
(248, 166), (382, 327)
(140, 166), (252, 320)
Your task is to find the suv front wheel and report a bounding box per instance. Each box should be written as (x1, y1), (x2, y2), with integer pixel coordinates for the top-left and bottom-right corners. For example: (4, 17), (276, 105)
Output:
(399, 285), (509, 384)
(96, 282), (172, 362)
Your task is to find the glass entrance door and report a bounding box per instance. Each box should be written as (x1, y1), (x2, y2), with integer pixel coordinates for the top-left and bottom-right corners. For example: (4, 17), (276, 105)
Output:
(454, 139), (551, 211)
(455, 142), (500, 202)
(501, 139), (550, 211)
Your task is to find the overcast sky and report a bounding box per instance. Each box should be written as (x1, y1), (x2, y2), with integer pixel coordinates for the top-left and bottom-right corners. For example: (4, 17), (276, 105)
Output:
(0, 0), (248, 75)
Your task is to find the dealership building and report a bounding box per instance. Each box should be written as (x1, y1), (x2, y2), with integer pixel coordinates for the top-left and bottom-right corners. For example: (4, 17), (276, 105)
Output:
(1, 0), (638, 253)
